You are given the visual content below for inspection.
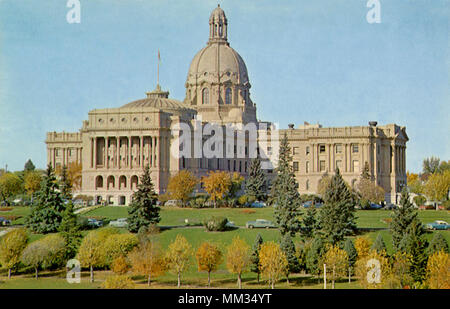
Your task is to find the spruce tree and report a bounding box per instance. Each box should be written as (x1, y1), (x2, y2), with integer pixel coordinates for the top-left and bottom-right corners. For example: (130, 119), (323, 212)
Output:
(371, 234), (387, 254)
(245, 157), (266, 201)
(301, 206), (318, 239)
(318, 168), (357, 245)
(25, 164), (66, 233)
(270, 133), (301, 237)
(398, 220), (428, 283)
(24, 159), (35, 172)
(280, 234), (300, 284)
(343, 238), (357, 271)
(426, 232), (449, 255)
(59, 202), (82, 259)
(390, 188), (420, 251)
(59, 165), (72, 201)
(250, 233), (263, 283)
(305, 236), (325, 281)
(127, 165), (160, 233)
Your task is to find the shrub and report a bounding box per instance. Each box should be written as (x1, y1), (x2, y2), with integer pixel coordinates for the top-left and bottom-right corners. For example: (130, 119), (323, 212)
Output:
(189, 196), (207, 208)
(204, 216), (229, 232)
(101, 275), (135, 289)
(102, 233), (138, 266)
(111, 256), (130, 275)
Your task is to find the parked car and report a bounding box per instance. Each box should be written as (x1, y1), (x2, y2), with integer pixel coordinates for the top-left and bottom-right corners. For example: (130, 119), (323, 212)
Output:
(369, 203), (382, 209)
(87, 218), (103, 228)
(165, 200), (181, 207)
(302, 201), (323, 208)
(0, 217), (11, 226)
(225, 221), (237, 229)
(425, 220), (450, 230)
(249, 201), (266, 208)
(246, 219), (276, 229)
(109, 218), (128, 228)
(384, 203), (398, 210)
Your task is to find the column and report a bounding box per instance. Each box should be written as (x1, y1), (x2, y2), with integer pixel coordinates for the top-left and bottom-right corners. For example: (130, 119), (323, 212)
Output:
(128, 136), (132, 168)
(104, 137), (107, 168)
(93, 137), (97, 169)
(391, 142), (396, 175)
(116, 136), (120, 169)
(140, 136), (144, 167)
(106, 137), (109, 169)
(311, 143), (315, 173)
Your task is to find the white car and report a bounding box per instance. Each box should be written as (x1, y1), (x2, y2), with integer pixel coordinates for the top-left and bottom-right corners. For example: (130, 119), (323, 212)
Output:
(109, 218), (128, 228)
(165, 200), (181, 207)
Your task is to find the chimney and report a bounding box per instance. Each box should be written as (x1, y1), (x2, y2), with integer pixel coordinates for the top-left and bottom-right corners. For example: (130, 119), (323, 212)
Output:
(369, 121), (378, 127)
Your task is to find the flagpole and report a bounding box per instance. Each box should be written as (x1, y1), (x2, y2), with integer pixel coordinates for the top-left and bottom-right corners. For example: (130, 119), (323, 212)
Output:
(157, 49), (160, 87)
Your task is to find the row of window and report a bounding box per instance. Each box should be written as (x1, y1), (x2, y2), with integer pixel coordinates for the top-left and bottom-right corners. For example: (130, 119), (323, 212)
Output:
(181, 157), (248, 173)
(193, 87), (249, 105)
(292, 144), (360, 156)
(292, 160), (361, 173)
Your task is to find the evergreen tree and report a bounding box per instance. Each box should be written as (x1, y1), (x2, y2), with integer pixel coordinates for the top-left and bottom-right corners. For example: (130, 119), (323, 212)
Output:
(371, 234), (387, 254)
(24, 159), (35, 172)
(250, 233), (263, 283)
(398, 220), (428, 283)
(280, 234), (300, 284)
(318, 168), (357, 245)
(270, 133), (301, 237)
(25, 164), (66, 233)
(245, 157), (266, 201)
(343, 238), (357, 271)
(301, 206), (318, 239)
(360, 161), (371, 180)
(390, 189), (420, 251)
(426, 233), (449, 255)
(59, 165), (72, 201)
(305, 236), (325, 280)
(58, 202), (82, 260)
(127, 165), (160, 233)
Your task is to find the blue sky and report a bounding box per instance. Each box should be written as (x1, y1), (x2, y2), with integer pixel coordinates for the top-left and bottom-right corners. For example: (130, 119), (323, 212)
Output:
(0, 0), (448, 173)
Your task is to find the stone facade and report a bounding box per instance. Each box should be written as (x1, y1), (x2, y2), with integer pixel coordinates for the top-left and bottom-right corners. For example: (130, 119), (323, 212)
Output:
(45, 5), (408, 205)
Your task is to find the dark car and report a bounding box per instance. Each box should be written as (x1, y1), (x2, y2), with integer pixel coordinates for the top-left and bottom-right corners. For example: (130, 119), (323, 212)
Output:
(0, 217), (11, 226)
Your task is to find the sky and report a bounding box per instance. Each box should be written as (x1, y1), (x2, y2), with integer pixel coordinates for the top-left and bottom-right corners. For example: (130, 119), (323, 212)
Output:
(0, 0), (448, 173)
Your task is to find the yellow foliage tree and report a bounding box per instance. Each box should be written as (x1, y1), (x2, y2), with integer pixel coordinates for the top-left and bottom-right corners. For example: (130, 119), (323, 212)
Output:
(258, 241), (288, 289)
(322, 244), (349, 289)
(226, 236), (251, 289)
(355, 250), (390, 289)
(24, 171), (42, 197)
(196, 241), (223, 287)
(111, 256), (130, 275)
(167, 170), (198, 206)
(0, 228), (28, 279)
(317, 174), (332, 196)
(128, 240), (166, 286)
(101, 275), (135, 289)
(165, 234), (193, 288)
(423, 170), (450, 202)
(55, 162), (82, 191)
(354, 236), (372, 260)
(357, 178), (385, 204)
(426, 250), (450, 289)
(76, 231), (105, 283)
(384, 251), (413, 289)
(202, 171), (233, 208)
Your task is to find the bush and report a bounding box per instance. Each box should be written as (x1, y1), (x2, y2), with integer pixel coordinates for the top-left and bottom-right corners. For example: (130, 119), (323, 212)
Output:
(443, 200), (450, 211)
(413, 195), (427, 207)
(189, 196), (208, 208)
(111, 256), (130, 275)
(102, 233), (138, 267)
(101, 275), (135, 289)
(204, 216), (229, 232)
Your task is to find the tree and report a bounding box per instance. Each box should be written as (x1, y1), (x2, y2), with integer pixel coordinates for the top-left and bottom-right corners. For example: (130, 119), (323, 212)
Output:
(102, 233), (138, 267)
(24, 170), (42, 198)
(318, 168), (357, 244)
(270, 133), (302, 237)
(226, 236), (251, 289)
(76, 231), (107, 282)
(280, 234), (300, 284)
(58, 202), (83, 260)
(407, 172), (423, 195)
(0, 228), (28, 279)
(343, 238), (357, 278)
(354, 236), (372, 260)
(24, 159), (36, 172)
(20, 234), (66, 279)
(426, 250), (449, 289)
(301, 206), (318, 239)
(127, 164), (160, 233)
(398, 220), (428, 283)
(390, 188), (420, 251)
(360, 161), (371, 180)
(67, 162), (82, 191)
(355, 249), (390, 289)
(385, 251), (413, 289)
(25, 164), (66, 233)
(128, 240), (166, 286)
(0, 172), (22, 204)
(167, 170), (198, 206)
(322, 244), (349, 289)
(111, 256), (130, 275)
(371, 234), (387, 255)
(59, 165), (72, 200)
(228, 172), (245, 199)
(195, 241), (223, 287)
(423, 156), (440, 175)
(165, 234), (193, 288)
(317, 173), (332, 197)
(245, 157), (266, 201)
(258, 241), (288, 289)
(101, 275), (135, 289)
(305, 236), (325, 280)
(357, 178), (385, 204)
(427, 233), (449, 255)
(423, 170), (450, 202)
(250, 233), (263, 283)
(202, 171), (232, 208)
(413, 195), (426, 207)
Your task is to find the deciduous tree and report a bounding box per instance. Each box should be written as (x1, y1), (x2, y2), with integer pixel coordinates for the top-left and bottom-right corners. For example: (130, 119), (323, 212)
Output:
(226, 236), (251, 289)
(322, 244), (349, 289)
(167, 170), (198, 206)
(0, 228), (28, 279)
(0, 172), (22, 204)
(426, 250), (449, 289)
(258, 241), (288, 289)
(195, 241), (223, 287)
(423, 170), (450, 202)
(202, 171), (232, 208)
(165, 234), (192, 288)
(128, 240), (166, 286)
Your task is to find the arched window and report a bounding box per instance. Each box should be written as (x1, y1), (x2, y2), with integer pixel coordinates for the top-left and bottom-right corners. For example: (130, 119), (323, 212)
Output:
(225, 88), (232, 105)
(202, 88), (209, 105)
(95, 176), (103, 190)
(306, 179), (309, 190)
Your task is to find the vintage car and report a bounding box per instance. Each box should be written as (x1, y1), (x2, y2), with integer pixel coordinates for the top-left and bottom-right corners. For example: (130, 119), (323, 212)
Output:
(246, 219), (276, 229)
(0, 217), (11, 226)
(249, 201), (266, 208)
(109, 218), (128, 228)
(425, 220), (450, 230)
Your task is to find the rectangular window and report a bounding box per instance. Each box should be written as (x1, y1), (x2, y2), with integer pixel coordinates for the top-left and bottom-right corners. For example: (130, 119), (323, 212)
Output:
(293, 147), (299, 155)
(306, 146), (310, 155)
(352, 144), (359, 153)
(353, 160), (360, 172)
(306, 161), (309, 173)
(319, 144), (326, 153)
(293, 161), (299, 172)
(319, 160), (326, 172)
(335, 144), (342, 154)
(377, 145), (380, 154)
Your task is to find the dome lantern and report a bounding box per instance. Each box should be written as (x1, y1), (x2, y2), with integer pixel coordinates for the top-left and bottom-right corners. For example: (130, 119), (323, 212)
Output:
(209, 5), (228, 43)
